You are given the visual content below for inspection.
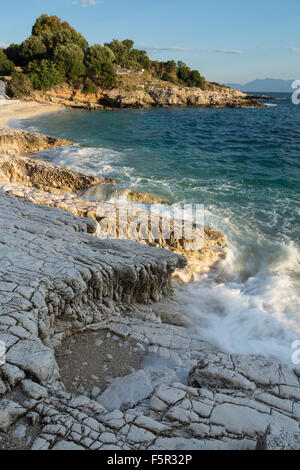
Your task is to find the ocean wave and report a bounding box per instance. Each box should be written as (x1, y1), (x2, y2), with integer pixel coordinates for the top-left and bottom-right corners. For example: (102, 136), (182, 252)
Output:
(174, 241), (300, 363)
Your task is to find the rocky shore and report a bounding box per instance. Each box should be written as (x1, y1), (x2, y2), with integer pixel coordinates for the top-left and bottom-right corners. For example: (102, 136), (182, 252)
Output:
(0, 127), (299, 451)
(31, 81), (265, 110)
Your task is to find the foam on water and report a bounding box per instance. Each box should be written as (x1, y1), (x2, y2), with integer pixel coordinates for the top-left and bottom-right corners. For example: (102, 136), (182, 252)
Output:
(174, 241), (300, 363)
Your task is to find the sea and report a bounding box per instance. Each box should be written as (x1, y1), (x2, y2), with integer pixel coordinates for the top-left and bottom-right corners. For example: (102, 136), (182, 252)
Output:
(12, 92), (300, 364)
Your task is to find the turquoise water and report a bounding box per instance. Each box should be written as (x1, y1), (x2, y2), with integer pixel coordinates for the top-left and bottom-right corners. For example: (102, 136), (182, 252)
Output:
(16, 93), (300, 363)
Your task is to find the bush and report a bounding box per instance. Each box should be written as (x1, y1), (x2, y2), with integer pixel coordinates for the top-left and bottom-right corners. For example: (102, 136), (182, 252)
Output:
(27, 60), (64, 90)
(6, 73), (33, 98)
(83, 78), (98, 94)
(188, 70), (206, 89)
(87, 61), (116, 88)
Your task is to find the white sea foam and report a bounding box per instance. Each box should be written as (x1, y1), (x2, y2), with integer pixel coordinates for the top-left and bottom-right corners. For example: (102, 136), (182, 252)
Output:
(37, 144), (133, 180)
(174, 233), (300, 364)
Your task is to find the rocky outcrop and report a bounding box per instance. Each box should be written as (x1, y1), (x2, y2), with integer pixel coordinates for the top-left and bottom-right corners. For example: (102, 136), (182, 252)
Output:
(0, 153), (113, 194)
(0, 127), (71, 156)
(0, 181), (227, 270)
(32, 82), (264, 110)
(0, 190), (185, 383)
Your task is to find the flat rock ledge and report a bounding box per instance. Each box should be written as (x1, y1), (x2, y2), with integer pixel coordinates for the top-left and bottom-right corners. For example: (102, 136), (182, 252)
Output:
(0, 127), (71, 156)
(0, 190), (299, 450)
(0, 180), (227, 270)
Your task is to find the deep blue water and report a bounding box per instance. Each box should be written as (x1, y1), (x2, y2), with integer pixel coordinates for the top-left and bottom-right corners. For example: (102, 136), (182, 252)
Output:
(16, 92), (300, 363)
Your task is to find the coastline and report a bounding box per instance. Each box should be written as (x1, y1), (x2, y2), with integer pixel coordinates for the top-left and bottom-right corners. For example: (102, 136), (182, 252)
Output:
(0, 100), (64, 128)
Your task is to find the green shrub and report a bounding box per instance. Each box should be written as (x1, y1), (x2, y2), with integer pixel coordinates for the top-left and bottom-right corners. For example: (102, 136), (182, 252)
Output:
(83, 78), (98, 94)
(6, 73), (33, 98)
(27, 60), (64, 90)
(87, 61), (116, 89)
(0, 49), (15, 75)
(0, 59), (15, 76)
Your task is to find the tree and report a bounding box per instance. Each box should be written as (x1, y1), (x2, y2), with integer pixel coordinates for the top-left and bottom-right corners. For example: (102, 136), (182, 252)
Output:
(52, 28), (88, 52)
(163, 60), (177, 83)
(4, 44), (23, 66)
(122, 39), (134, 51)
(32, 14), (88, 55)
(32, 14), (62, 36)
(21, 36), (47, 64)
(27, 60), (64, 90)
(127, 49), (151, 70)
(189, 70), (206, 88)
(88, 61), (116, 88)
(0, 49), (15, 75)
(54, 44), (85, 79)
(85, 44), (115, 67)
(177, 63), (190, 83)
(104, 39), (128, 66)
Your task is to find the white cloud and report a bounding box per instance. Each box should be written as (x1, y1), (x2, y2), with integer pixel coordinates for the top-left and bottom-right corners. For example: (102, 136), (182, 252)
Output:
(215, 49), (244, 55)
(145, 46), (187, 54)
(0, 42), (8, 49)
(72, 0), (97, 6)
(286, 46), (300, 52)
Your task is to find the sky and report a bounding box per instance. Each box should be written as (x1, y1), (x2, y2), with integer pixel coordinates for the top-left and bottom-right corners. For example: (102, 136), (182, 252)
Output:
(1, 0), (300, 84)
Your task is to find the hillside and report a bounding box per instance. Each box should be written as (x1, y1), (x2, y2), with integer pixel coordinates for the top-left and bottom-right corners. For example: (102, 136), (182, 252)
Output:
(225, 78), (294, 93)
(0, 13), (263, 109)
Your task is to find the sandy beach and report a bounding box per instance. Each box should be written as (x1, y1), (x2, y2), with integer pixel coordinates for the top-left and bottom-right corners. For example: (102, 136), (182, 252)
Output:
(0, 100), (63, 128)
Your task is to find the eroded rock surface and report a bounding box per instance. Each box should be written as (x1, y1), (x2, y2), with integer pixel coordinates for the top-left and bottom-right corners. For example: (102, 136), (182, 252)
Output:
(0, 191), (299, 449)
(33, 82), (264, 110)
(0, 128), (71, 156)
(0, 153), (113, 194)
(0, 181), (227, 269)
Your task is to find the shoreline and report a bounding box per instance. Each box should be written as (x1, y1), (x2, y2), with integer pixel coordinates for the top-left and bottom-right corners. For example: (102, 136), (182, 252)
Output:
(0, 100), (64, 128)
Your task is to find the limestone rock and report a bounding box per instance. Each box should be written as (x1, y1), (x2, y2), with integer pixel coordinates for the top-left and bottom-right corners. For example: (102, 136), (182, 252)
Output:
(0, 400), (26, 432)
(0, 181), (227, 269)
(0, 152), (113, 194)
(35, 82), (264, 110)
(97, 370), (153, 411)
(257, 425), (300, 450)
(0, 127), (71, 156)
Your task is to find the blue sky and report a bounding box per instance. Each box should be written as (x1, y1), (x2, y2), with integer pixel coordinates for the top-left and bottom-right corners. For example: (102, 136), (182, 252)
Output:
(1, 0), (300, 83)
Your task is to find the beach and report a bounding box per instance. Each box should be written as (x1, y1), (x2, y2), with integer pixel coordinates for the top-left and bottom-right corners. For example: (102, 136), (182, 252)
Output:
(0, 99), (63, 128)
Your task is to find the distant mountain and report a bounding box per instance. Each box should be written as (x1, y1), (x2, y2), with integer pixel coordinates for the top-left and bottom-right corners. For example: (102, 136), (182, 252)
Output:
(225, 78), (295, 93)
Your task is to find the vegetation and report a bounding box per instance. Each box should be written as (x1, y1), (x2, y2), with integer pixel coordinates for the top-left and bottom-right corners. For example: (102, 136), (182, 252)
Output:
(0, 49), (15, 76)
(4, 13), (206, 96)
(6, 73), (33, 98)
